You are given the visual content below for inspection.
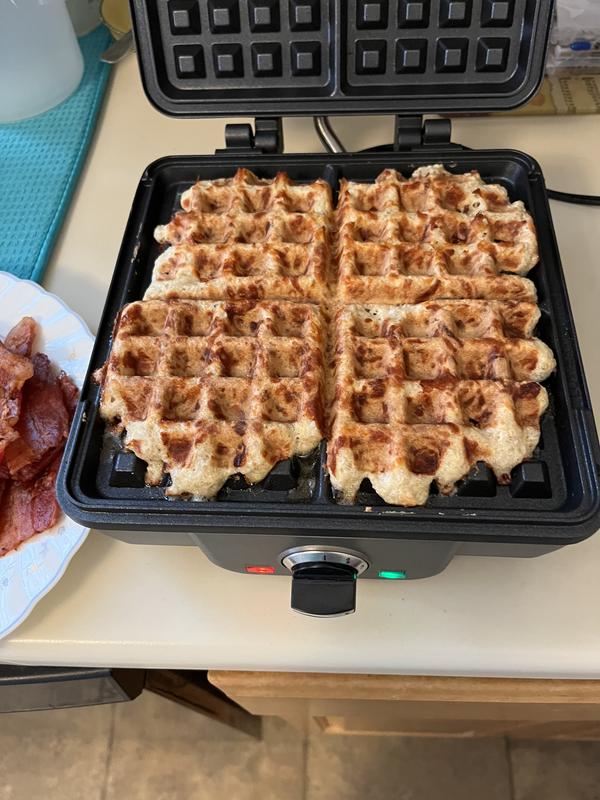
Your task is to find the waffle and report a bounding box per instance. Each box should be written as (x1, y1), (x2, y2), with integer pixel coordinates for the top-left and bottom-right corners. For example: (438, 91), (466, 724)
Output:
(98, 165), (554, 504)
(337, 165), (538, 304)
(96, 299), (326, 498)
(327, 299), (553, 505)
(149, 169), (332, 304)
(144, 237), (329, 304)
(178, 168), (332, 216)
(155, 208), (330, 247)
(335, 302), (555, 383)
(336, 268), (537, 305)
(328, 375), (548, 506)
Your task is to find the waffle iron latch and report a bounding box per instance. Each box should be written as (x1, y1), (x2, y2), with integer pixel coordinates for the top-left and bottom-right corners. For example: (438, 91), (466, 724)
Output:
(216, 117), (283, 155)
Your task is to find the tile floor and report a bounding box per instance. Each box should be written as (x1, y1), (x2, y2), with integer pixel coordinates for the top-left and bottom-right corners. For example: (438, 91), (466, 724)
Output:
(1, 690), (600, 800)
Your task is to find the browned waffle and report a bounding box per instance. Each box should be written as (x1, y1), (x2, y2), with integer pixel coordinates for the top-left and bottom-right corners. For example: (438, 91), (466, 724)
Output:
(334, 301), (555, 382)
(336, 268), (537, 305)
(327, 299), (553, 504)
(328, 375), (548, 506)
(145, 237), (329, 304)
(337, 165), (538, 304)
(98, 165), (554, 504)
(179, 168), (333, 216)
(155, 208), (330, 247)
(149, 169), (333, 304)
(95, 299), (326, 498)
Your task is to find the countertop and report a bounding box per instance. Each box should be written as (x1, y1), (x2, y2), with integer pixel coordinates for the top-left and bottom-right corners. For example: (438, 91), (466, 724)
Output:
(0, 56), (599, 676)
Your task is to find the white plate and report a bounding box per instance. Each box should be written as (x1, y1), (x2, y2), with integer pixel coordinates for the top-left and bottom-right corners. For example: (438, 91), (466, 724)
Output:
(0, 272), (94, 639)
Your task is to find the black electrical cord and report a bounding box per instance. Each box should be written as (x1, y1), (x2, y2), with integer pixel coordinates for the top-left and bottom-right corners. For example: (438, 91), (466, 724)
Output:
(313, 118), (600, 207)
(546, 189), (600, 206)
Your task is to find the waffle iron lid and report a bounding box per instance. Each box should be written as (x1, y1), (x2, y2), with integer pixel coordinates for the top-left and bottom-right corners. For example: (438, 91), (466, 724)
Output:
(130, 0), (555, 118)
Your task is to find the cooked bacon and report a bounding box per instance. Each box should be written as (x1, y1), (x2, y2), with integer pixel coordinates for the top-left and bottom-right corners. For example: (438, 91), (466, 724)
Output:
(31, 456), (62, 531)
(58, 371), (79, 417)
(0, 319), (38, 454)
(0, 317), (79, 557)
(0, 456), (61, 557)
(4, 316), (37, 358)
(7, 442), (64, 486)
(0, 340), (34, 435)
(0, 422), (19, 453)
(3, 353), (70, 484)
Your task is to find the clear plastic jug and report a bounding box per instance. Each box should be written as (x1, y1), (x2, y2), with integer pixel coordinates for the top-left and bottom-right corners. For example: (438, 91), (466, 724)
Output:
(0, 0), (84, 123)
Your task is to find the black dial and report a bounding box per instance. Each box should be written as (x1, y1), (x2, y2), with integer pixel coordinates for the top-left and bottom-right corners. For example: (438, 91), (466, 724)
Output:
(290, 561), (358, 617)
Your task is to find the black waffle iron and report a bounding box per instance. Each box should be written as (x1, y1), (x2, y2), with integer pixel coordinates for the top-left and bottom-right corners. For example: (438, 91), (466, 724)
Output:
(58, 0), (600, 617)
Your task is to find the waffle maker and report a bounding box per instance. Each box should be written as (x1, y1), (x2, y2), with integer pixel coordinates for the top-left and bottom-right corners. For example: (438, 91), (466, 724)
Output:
(58, 0), (600, 617)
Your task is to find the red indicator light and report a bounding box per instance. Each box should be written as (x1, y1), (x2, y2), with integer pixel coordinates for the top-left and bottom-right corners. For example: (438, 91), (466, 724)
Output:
(245, 565), (275, 575)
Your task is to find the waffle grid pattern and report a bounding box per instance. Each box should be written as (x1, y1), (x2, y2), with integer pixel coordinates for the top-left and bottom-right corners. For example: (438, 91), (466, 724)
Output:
(337, 302), (555, 382)
(145, 240), (329, 303)
(97, 165), (555, 505)
(98, 299), (326, 498)
(337, 166), (538, 304)
(149, 169), (332, 304)
(328, 377), (548, 506)
(132, 0), (551, 113)
(157, 0), (331, 91)
(329, 302), (551, 505)
(345, 0), (523, 89)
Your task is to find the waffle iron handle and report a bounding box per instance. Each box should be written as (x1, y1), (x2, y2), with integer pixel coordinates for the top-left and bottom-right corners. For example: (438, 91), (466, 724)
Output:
(282, 548), (369, 617)
(290, 562), (358, 618)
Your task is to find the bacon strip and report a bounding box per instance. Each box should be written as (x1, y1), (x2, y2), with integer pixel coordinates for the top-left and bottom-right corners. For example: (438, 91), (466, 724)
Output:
(0, 457), (62, 557)
(0, 316), (79, 558)
(59, 371), (79, 417)
(4, 316), (37, 358)
(3, 353), (70, 484)
(0, 341), (33, 434)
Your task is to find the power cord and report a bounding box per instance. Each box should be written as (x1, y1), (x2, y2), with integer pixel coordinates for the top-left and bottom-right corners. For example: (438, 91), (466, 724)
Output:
(547, 189), (600, 206)
(312, 117), (600, 206)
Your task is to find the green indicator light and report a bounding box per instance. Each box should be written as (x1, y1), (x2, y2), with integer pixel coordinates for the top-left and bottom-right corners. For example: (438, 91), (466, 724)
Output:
(378, 570), (407, 580)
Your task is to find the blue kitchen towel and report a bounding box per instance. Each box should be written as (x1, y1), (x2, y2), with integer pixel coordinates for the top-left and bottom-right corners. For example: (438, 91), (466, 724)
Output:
(0, 27), (112, 283)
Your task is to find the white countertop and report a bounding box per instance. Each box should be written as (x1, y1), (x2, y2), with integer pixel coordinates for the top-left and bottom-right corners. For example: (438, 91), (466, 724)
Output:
(1, 57), (599, 677)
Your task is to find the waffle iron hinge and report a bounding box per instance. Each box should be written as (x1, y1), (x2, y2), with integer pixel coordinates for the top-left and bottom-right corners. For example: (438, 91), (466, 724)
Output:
(216, 118), (284, 155)
(394, 116), (454, 151)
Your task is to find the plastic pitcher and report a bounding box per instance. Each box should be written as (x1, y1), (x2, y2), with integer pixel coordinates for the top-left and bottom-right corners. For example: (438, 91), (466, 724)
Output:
(0, 0), (84, 123)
